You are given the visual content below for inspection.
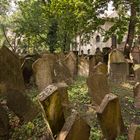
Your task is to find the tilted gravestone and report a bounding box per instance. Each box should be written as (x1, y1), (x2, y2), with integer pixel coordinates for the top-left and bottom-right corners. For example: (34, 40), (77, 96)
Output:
(93, 62), (108, 75)
(53, 60), (73, 85)
(64, 52), (77, 79)
(0, 47), (37, 122)
(89, 55), (96, 76)
(133, 64), (140, 82)
(131, 46), (140, 64)
(108, 49), (129, 83)
(38, 83), (69, 136)
(0, 47), (25, 91)
(56, 113), (90, 140)
(133, 82), (140, 109)
(128, 123), (140, 140)
(87, 68), (110, 106)
(32, 54), (56, 91)
(0, 105), (9, 140)
(97, 93), (125, 140)
(78, 57), (89, 77)
(5, 89), (39, 122)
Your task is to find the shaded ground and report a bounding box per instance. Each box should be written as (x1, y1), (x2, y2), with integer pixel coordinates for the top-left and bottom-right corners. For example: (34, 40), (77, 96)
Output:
(4, 77), (140, 139)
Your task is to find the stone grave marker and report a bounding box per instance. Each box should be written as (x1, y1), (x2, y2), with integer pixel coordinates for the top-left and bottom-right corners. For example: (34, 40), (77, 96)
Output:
(5, 89), (39, 122)
(133, 82), (140, 109)
(97, 93), (125, 140)
(64, 52), (77, 79)
(133, 64), (140, 82)
(78, 57), (89, 77)
(89, 55), (96, 76)
(108, 49), (129, 83)
(32, 54), (56, 91)
(131, 46), (140, 64)
(56, 113), (90, 140)
(0, 47), (25, 91)
(53, 60), (73, 85)
(128, 123), (140, 140)
(93, 62), (108, 75)
(38, 83), (69, 136)
(87, 69), (109, 106)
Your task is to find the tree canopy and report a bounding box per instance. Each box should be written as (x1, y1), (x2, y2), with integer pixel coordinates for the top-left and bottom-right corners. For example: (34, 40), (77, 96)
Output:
(0, 0), (140, 55)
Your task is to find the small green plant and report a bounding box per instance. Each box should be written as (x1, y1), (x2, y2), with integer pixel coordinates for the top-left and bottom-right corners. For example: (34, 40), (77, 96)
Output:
(116, 135), (127, 140)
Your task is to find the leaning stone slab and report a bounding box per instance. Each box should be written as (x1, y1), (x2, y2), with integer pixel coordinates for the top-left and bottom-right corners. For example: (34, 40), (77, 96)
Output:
(133, 82), (140, 109)
(97, 93), (125, 140)
(32, 55), (55, 91)
(38, 83), (69, 136)
(5, 89), (39, 122)
(89, 55), (96, 76)
(53, 60), (73, 85)
(131, 46), (140, 64)
(87, 72), (110, 106)
(56, 113), (90, 140)
(108, 49), (126, 64)
(134, 64), (140, 82)
(0, 47), (25, 91)
(64, 52), (78, 79)
(78, 57), (89, 77)
(128, 123), (140, 140)
(108, 49), (129, 83)
(93, 62), (108, 75)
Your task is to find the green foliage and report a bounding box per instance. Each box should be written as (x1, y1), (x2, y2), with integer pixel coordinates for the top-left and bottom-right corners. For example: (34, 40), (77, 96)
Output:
(10, 113), (47, 140)
(7, 0), (99, 53)
(68, 76), (90, 104)
(116, 135), (127, 140)
(89, 126), (101, 140)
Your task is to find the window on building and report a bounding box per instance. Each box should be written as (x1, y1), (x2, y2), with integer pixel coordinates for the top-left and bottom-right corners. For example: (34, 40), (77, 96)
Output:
(96, 35), (100, 43)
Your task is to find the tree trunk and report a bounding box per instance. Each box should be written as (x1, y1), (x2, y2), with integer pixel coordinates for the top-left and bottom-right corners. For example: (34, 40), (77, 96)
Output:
(124, 2), (136, 59)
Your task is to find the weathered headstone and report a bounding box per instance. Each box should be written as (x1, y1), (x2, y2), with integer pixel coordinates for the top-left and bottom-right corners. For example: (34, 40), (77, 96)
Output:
(64, 52), (77, 79)
(56, 113), (90, 140)
(95, 49), (103, 65)
(0, 105), (9, 140)
(54, 82), (70, 118)
(0, 47), (25, 91)
(97, 93), (125, 140)
(133, 82), (140, 109)
(78, 57), (89, 77)
(87, 70), (109, 106)
(89, 55), (96, 76)
(53, 61), (73, 85)
(38, 83), (69, 136)
(108, 49), (129, 83)
(5, 89), (39, 122)
(131, 46), (140, 64)
(134, 64), (140, 82)
(93, 62), (108, 75)
(128, 123), (140, 140)
(32, 54), (56, 91)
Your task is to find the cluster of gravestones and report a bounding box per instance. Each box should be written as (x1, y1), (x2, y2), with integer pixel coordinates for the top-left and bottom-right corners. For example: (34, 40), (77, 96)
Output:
(1, 46), (140, 140)
(32, 51), (91, 139)
(0, 47), (91, 140)
(87, 47), (140, 139)
(37, 83), (90, 140)
(0, 47), (39, 139)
